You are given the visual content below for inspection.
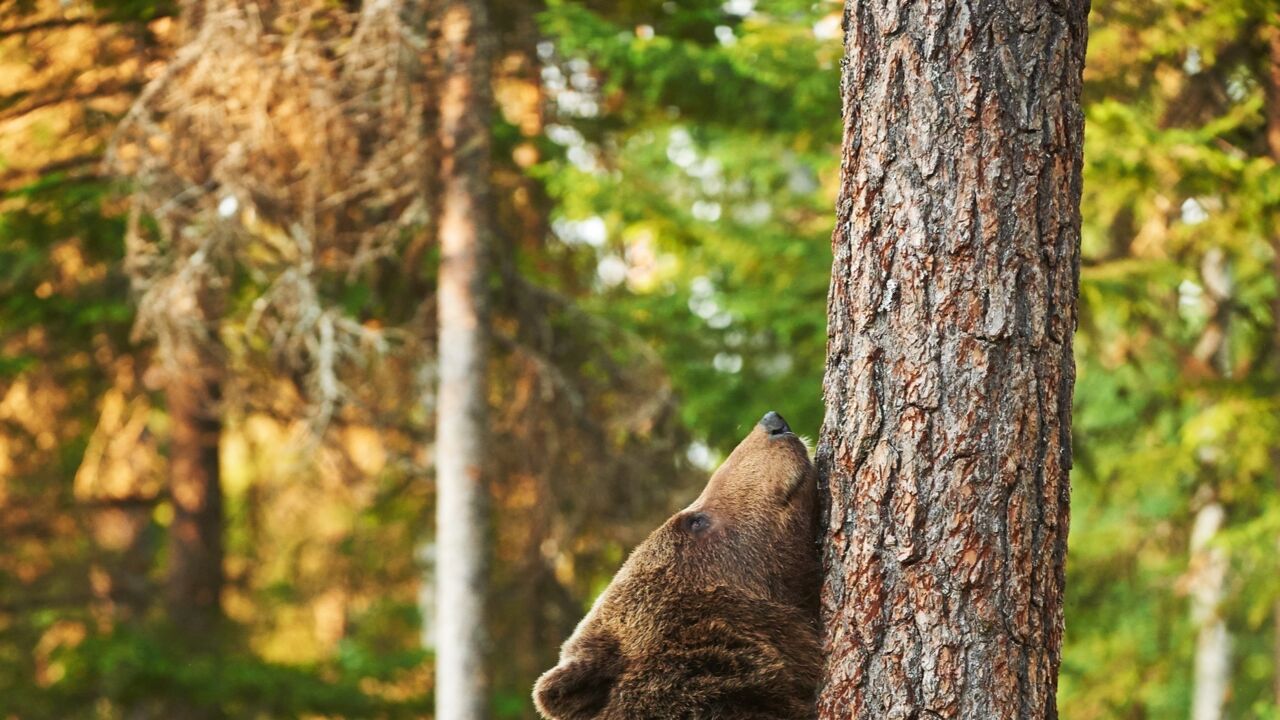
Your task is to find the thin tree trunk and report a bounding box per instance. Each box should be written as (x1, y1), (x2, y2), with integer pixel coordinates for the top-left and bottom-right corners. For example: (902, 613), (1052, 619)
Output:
(1189, 495), (1229, 720)
(816, 1), (1088, 717)
(1188, 247), (1233, 720)
(164, 344), (224, 636)
(433, 0), (492, 718)
(163, 352), (222, 720)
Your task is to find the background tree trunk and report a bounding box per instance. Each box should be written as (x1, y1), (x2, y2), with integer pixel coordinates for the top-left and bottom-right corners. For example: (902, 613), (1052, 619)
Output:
(1188, 246), (1233, 720)
(433, 0), (493, 718)
(1189, 495), (1229, 720)
(163, 340), (224, 720)
(816, 1), (1088, 717)
(164, 343), (224, 636)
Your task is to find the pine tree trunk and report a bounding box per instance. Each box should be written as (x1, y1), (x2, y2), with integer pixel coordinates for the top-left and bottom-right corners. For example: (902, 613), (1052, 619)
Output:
(164, 344), (224, 636)
(433, 0), (492, 718)
(816, 1), (1089, 717)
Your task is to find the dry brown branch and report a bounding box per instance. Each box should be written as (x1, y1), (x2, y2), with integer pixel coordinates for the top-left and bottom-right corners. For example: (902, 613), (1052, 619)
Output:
(0, 154), (102, 193)
(0, 15), (101, 38)
(0, 79), (144, 123)
(110, 0), (430, 432)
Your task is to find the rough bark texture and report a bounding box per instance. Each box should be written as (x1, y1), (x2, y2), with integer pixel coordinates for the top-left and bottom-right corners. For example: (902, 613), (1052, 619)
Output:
(433, 0), (492, 718)
(816, 1), (1089, 718)
(164, 344), (224, 634)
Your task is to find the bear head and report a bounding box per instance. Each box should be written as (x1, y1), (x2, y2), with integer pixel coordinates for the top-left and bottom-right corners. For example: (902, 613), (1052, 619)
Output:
(533, 411), (821, 720)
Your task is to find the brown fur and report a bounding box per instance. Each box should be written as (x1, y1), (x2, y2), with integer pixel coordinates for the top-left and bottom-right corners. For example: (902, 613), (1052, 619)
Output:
(534, 415), (822, 720)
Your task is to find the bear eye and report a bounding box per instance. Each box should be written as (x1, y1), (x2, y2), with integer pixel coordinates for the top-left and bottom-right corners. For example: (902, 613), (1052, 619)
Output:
(682, 512), (711, 535)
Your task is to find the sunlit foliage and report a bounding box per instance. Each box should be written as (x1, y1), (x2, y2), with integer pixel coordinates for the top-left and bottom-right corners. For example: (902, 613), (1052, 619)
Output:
(542, 1), (1280, 718)
(4, 0), (1280, 718)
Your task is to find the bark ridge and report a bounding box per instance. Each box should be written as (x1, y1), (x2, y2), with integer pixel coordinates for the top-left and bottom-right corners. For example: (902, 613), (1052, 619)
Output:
(817, 1), (1089, 717)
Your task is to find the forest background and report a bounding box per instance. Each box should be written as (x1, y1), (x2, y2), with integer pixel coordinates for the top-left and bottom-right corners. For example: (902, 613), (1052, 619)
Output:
(2, 0), (1280, 718)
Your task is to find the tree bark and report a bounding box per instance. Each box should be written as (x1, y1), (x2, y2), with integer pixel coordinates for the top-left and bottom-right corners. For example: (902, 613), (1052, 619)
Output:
(433, 0), (493, 718)
(164, 343), (224, 635)
(1189, 495), (1229, 720)
(816, 1), (1089, 718)
(1187, 245), (1233, 720)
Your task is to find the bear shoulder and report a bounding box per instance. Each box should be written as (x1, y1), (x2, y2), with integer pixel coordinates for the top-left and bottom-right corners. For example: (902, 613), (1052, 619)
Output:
(535, 585), (819, 720)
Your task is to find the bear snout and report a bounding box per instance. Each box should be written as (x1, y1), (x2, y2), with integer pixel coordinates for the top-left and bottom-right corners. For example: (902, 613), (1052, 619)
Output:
(759, 410), (792, 436)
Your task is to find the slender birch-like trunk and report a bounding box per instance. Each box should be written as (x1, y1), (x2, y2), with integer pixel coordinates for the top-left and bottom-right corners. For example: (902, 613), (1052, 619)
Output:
(816, 1), (1089, 716)
(1189, 495), (1229, 720)
(433, 0), (492, 718)
(1187, 244), (1233, 720)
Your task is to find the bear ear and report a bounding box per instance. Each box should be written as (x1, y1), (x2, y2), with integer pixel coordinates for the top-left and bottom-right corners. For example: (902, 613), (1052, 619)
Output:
(533, 633), (624, 720)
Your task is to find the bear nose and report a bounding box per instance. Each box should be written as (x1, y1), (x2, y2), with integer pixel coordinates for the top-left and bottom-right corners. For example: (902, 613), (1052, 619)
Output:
(760, 411), (791, 436)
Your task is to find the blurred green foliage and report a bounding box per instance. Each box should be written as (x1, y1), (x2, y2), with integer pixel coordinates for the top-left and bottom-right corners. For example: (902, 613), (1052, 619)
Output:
(541, 0), (1280, 718)
(538, 0), (836, 450)
(41, 627), (428, 718)
(1064, 0), (1280, 716)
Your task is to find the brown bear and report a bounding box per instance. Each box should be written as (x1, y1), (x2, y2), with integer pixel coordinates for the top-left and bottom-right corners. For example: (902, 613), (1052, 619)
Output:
(533, 411), (822, 720)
